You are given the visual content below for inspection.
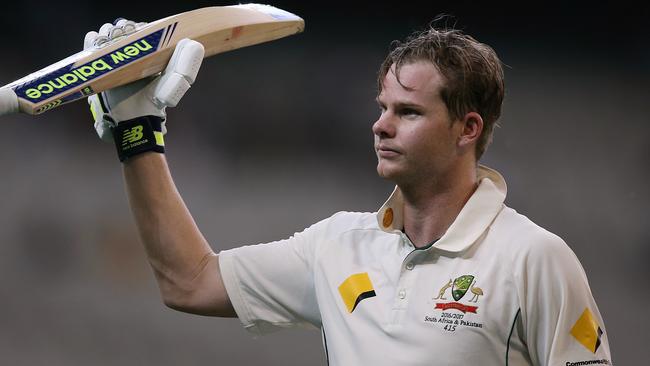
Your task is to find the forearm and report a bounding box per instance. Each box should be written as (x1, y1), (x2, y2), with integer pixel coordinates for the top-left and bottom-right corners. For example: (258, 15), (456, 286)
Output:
(122, 152), (233, 316)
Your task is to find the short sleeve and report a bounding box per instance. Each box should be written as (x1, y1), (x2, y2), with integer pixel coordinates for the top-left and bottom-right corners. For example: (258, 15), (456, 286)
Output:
(516, 232), (613, 365)
(218, 217), (330, 336)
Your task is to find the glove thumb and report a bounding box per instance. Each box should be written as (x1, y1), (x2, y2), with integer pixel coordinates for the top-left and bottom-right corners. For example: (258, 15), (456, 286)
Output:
(153, 38), (205, 108)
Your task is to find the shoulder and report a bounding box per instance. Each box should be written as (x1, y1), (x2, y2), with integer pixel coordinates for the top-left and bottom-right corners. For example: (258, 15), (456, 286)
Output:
(306, 211), (387, 260)
(490, 206), (588, 285)
(492, 205), (573, 257)
(287, 210), (380, 241)
(323, 211), (380, 233)
(306, 210), (382, 242)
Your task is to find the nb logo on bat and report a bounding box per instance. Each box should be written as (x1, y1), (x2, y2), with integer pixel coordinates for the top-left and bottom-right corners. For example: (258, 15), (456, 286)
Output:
(122, 125), (144, 146)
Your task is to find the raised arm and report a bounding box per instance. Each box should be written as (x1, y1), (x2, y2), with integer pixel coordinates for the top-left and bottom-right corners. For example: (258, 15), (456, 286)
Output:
(87, 20), (234, 317)
(124, 153), (235, 317)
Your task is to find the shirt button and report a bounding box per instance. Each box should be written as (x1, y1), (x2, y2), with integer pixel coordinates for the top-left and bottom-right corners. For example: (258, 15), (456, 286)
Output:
(398, 289), (406, 299)
(405, 262), (414, 270)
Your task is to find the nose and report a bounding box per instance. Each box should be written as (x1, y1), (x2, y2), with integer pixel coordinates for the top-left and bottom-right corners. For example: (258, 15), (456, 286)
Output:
(372, 112), (396, 138)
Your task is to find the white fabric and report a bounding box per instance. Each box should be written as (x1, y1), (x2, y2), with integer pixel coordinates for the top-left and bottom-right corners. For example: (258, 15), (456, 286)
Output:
(0, 87), (18, 116)
(219, 165), (612, 366)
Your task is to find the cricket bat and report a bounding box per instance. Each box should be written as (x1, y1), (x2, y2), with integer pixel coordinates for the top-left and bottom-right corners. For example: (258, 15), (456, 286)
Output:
(0, 3), (304, 115)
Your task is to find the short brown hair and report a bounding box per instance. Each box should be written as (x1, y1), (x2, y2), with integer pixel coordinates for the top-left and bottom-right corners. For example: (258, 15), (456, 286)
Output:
(378, 22), (505, 160)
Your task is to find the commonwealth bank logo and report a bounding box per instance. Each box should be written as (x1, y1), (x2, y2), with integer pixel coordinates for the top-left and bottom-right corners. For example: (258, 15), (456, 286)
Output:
(338, 272), (376, 313)
(571, 308), (604, 353)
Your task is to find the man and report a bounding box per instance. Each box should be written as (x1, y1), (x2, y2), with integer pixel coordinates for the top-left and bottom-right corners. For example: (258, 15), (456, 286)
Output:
(0, 19), (613, 366)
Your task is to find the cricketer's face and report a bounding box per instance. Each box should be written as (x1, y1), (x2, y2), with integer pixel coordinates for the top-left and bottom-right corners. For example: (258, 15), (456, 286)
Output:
(373, 61), (462, 187)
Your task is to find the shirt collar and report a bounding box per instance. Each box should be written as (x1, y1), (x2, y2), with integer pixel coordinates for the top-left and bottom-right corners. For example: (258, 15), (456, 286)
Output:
(376, 165), (507, 252)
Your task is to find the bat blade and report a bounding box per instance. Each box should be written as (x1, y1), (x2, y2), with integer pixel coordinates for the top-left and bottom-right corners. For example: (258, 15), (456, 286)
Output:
(2, 3), (304, 115)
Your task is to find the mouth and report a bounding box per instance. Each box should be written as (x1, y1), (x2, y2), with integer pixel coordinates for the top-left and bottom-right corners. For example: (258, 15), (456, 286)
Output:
(375, 144), (401, 158)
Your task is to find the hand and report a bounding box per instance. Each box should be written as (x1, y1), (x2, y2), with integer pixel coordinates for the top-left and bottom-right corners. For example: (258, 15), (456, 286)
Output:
(0, 87), (18, 117)
(86, 19), (205, 142)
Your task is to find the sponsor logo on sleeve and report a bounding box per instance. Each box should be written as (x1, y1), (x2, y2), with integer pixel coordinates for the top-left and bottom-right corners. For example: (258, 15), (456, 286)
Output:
(571, 308), (604, 353)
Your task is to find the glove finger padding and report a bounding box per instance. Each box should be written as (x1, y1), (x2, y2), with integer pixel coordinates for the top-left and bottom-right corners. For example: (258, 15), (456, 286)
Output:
(154, 39), (205, 108)
(84, 31), (99, 50)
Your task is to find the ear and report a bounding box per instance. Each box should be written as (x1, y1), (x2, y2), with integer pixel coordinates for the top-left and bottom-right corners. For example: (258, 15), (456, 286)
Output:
(457, 112), (483, 152)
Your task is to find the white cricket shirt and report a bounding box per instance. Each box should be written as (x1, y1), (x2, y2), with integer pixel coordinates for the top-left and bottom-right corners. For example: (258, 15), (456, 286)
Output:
(219, 166), (612, 365)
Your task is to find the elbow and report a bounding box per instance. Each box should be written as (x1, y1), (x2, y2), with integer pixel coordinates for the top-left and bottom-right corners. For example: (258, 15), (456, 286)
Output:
(157, 278), (219, 316)
(161, 290), (184, 310)
(153, 255), (234, 317)
(160, 287), (230, 317)
(160, 282), (195, 312)
(150, 263), (201, 312)
(152, 267), (200, 312)
(163, 297), (194, 313)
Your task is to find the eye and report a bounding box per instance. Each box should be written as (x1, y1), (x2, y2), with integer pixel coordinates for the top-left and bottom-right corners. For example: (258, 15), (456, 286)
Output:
(400, 108), (421, 118)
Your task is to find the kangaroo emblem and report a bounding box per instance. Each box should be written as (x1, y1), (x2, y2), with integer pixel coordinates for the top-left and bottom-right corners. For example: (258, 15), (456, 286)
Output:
(433, 279), (453, 300)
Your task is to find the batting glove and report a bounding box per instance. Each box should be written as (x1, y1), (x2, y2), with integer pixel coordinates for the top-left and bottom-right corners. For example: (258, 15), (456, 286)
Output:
(86, 19), (204, 161)
(0, 87), (18, 116)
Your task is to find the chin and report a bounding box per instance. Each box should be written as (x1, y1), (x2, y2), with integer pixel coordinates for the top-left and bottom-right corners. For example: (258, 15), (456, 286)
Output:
(376, 163), (401, 181)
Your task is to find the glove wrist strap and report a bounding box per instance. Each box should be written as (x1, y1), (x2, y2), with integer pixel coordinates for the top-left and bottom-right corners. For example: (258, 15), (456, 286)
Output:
(112, 116), (165, 162)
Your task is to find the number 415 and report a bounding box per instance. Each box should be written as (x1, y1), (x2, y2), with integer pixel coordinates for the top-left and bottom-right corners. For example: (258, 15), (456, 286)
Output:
(444, 324), (457, 332)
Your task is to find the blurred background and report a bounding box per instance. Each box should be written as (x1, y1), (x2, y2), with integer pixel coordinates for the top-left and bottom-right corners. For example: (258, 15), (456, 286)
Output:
(0, 0), (647, 365)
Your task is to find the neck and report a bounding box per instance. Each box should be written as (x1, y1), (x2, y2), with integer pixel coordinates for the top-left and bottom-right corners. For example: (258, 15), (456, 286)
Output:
(399, 163), (478, 248)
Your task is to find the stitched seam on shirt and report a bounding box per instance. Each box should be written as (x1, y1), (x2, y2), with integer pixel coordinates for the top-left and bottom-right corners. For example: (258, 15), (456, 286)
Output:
(506, 308), (521, 366)
(501, 208), (527, 339)
(322, 326), (330, 366)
